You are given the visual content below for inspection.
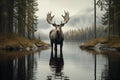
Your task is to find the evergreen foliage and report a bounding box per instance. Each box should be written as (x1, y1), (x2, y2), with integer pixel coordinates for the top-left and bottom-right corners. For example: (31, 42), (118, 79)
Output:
(97, 0), (120, 36)
(64, 26), (107, 41)
(0, 0), (38, 39)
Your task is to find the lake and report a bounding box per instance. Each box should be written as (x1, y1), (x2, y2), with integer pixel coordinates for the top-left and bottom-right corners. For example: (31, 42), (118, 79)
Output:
(0, 41), (120, 80)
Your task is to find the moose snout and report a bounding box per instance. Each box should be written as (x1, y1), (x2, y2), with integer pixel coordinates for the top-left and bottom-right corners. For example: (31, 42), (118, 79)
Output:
(56, 30), (59, 33)
(56, 30), (60, 38)
(56, 30), (60, 35)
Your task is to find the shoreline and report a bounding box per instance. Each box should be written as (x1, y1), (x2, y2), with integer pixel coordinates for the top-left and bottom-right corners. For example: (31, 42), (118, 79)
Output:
(0, 34), (50, 51)
(80, 37), (120, 52)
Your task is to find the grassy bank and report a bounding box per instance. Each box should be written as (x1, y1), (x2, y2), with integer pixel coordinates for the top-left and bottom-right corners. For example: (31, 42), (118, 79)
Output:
(0, 34), (50, 62)
(80, 36), (120, 49)
(0, 34), (49, 50)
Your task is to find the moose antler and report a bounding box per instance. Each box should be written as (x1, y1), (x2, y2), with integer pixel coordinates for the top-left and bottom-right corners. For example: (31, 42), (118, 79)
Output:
(47, 12), (55, 24)
(62, 11), (70, 24)
(46, 11), (70, 27)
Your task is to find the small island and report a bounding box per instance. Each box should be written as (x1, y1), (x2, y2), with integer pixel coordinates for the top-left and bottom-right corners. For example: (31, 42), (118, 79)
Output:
(80, 36), (120, 52)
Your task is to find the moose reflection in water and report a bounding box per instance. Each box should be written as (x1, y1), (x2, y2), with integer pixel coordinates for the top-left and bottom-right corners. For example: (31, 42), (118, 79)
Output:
(47, 49), (69, 80)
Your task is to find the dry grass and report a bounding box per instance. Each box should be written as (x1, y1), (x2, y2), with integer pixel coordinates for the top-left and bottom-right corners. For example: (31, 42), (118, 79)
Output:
(0, 34), (48, 49)
(82, 37), (108, 47)
(0, 34), (49, 62)
(108, 36), (120, 48)
(82, 36), (120, 48)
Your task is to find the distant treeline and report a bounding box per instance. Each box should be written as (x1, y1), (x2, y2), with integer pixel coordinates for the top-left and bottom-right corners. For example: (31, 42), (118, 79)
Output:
(0, 0), (38, 39)
(97, 0), (120, 36)
(64, 26), (107, 41)
(65, 0), (120, 41)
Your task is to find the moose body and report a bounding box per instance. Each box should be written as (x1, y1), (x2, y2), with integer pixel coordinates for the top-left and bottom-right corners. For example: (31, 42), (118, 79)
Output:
(49, 26), (64, 53)
(49, 29), (64, 44)
(47, 11), (69, 53)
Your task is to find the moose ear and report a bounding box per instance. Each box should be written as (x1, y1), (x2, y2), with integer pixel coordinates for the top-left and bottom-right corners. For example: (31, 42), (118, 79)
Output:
(52, 23), (56, 26)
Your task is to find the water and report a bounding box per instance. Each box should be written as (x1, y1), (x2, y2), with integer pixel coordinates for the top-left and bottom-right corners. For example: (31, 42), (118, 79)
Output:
(0, 41), (120, 80)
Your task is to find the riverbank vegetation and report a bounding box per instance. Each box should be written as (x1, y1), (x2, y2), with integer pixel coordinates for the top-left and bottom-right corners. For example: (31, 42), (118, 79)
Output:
(0, 0), (50, 51)
(0, 34), (49, 50)
(80, 36), (120, 48)
(80, 0), (120, 51)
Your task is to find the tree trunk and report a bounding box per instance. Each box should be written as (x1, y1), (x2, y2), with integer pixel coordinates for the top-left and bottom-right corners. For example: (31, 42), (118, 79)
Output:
(1, 0), (8, 34)
(108, 0), (111, 40)
(17, 0), (26, 36)
(94, 0), (96, 38)
(7, 0), (14, 33)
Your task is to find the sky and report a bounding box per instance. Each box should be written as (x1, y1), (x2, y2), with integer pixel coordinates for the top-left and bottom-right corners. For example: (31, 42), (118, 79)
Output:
(36, 0), (94, 19)
(35, 0), (104, 39)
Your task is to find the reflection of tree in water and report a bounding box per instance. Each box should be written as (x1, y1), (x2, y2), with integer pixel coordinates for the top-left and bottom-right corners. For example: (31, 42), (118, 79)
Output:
(101, 64), (109, 80)
(101, 55), (120, 80)
(0, 53), (37, 80)
(47, 50), (69, 80)
(83, 49), (120, 80)
(0, 59), (13, 80)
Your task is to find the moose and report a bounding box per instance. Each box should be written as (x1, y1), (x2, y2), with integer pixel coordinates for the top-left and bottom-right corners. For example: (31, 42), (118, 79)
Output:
(46, 11), (70, 53)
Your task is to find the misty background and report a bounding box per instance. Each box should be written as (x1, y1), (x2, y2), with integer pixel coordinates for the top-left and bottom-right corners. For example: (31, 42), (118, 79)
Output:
(35, 0), (104, 40)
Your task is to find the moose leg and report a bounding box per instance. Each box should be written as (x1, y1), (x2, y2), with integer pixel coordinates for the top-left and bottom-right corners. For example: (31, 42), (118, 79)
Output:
(54, 43), (57, 57)
(51, 42), (53, 53)
(60, 42), (63, 54)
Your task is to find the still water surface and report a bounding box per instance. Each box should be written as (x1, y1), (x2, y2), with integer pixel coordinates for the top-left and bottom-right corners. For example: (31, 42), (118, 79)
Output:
(0, 41), (120, 80)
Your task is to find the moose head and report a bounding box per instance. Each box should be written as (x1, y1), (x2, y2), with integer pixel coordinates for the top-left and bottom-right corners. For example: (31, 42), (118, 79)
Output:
(46, 11), (70, 53)
(47, 11), (69, 33)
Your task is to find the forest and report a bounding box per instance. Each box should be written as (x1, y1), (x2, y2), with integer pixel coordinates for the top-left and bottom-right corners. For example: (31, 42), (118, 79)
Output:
(0, 0), (38, 39)
(65, 0), (120, 42)
(0, 0), (120, 80)
(0, 0), (120, 47)
(64, 26), (107, 41)
(97, 0), (120, 37)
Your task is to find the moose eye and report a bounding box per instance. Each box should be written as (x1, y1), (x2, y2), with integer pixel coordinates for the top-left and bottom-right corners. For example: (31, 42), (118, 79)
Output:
(52, 24), (56, 26)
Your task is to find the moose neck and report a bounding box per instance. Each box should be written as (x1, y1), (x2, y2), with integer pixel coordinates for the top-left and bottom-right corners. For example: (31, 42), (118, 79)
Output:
(56, 29), (62, 37)
(54, 27), (63, 43)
